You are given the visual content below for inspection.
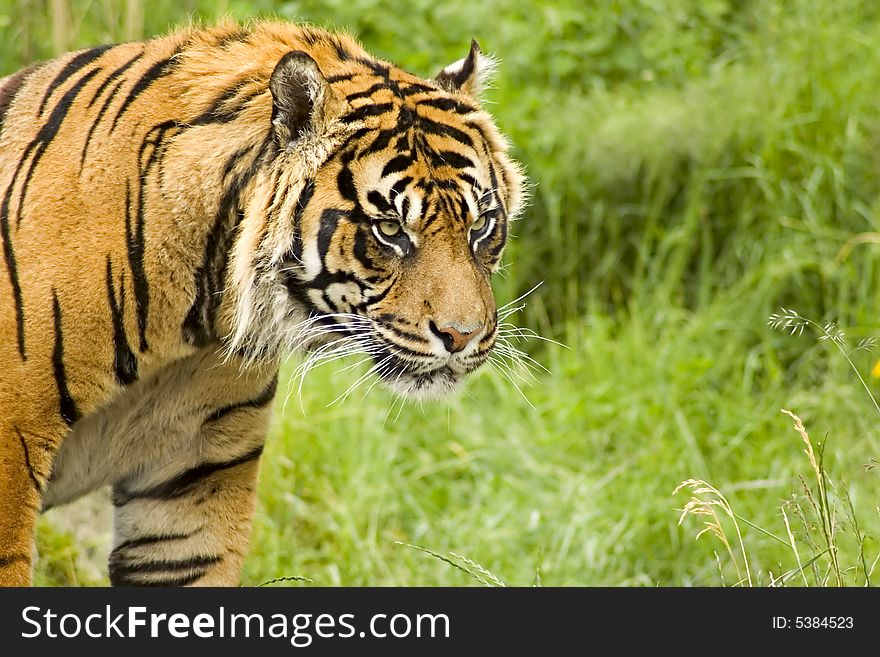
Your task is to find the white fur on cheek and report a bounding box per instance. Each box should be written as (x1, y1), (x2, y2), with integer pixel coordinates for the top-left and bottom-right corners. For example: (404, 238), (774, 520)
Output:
(223, 118), (362, 361)
(325, 281), (363, 311)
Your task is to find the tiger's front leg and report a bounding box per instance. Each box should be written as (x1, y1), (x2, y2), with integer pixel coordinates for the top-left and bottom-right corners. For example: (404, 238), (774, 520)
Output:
(0, 424), (58, 586)
(108, 396), (275, 587)
(0, 373), (73, 585)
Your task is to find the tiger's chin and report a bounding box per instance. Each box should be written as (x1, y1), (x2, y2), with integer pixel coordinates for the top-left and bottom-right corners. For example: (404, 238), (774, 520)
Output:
(291, 322), (490, 400)
(377, 364), (474, 400)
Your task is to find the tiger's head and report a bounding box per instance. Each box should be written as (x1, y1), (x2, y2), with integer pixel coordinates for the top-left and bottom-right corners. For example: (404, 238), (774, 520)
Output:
(229, 38), (526, 399)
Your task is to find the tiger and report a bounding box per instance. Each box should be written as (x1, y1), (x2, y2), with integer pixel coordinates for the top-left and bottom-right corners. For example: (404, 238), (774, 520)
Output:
(0, 19), (525, 586)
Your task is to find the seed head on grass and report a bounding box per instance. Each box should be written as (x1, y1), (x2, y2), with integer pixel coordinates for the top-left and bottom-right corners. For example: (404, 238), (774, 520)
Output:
(769, 308), (880, 416)
(673, 479), (752, 586)
(257, 575), (314, 586)
(767, 308), (808, 336)
(395, 541), (506, 587)
(781, 409), (820, 479)
(781, 409), (842, 586)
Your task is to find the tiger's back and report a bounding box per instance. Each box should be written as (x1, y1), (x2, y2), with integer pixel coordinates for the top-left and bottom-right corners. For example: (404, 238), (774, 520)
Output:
(0, 20), (524, 586)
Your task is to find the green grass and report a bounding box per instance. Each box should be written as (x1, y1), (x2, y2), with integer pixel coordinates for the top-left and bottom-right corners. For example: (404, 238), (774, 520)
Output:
(7, 0), (880, 585)
(236, 301), (879, 586)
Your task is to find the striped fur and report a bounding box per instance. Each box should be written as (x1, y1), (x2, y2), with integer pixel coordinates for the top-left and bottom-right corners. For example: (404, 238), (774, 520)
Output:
(0, 20), (525, 586)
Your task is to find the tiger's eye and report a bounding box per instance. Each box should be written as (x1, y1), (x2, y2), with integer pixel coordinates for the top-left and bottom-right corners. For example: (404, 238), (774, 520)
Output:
(378, 220), (402, 237)
(470, 214), (488, 233)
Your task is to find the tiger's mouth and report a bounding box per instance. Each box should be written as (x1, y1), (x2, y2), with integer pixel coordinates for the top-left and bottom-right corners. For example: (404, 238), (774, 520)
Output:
(378, 362), (460, 399)
(293, 313), (492, 400)
(370, 346), (487, 400)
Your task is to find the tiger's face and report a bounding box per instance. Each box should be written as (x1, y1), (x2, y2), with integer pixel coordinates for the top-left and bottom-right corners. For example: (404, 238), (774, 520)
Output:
(232, 43), (525, 399)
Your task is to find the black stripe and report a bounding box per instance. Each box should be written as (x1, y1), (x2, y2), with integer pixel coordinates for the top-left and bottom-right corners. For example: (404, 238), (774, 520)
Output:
(109, 554), (219, 586)
(16, 427), (42, 492)
(138, 120), (179, 174)
(397, 106), (415, 128)
(484, 153), (503, 213)
(326, 72), (357, 83)
(289, 179), (315, 263)
(382, 322), (430, 344)
(487, 218), (508, 259)
(366, 190), (392, 215)
(0, 190), (25, 358)
(300, 29), (321, 47)
(125, 120), (181, 351)
(355, 57), (391, 78)
(114, 531), (197, 553)
(362, 278), (396, 309)
(335, 126), (372, 154)
(113, 444), (265, 506)
(52, 292), (80, 426)
(390, 176), (413, 201)
(205, 375), (279, 424)
(9, 66), (101, 231)
(421, 208), (442, 233)
(0, 63), (41, 137)
(345, 82), (387, 102)
(317, 209), (345, 262)
(434, 178), (460, 191)
(442, 193), (458, 218)
(190, 86), (262, 126)
(182, 145), (261, 346)
(381, 154), (414, 178)
(375, 343), (433, 363)
(336, 164), (357, 203)
(465, 120), (494, 154)
(79, 52), (144, 171)
(459, 173), (480, 190)
(414, 179), (435, 194)
(352, 225), (378, 271)
(80, 77), (125, 171)
(216, 28), (249, 48)
(0, 554), (30, 568)
(87, 51), (143, 108)
(121, 555), (222, 573)
(418, 116), (475, 150)
(456, 196), (469, 221)
(306, 268), (369, 293)
(435, 150), (476, 170)
(331, 38), (352, 61)
(111, 570), (207, 587)
(417, 96), (477, 115)
(38, 45), (112, 115)
(282, 272), (321, 316)
(395, 132), (412, 153)
(181, 206), (240, 346)
(106, 257), (138, 385)
(469, 120), (509, 210)
(400, 82), (436, 97)
(340, 102), (395, 124)
(110, 56), (176, 132)
(360, 127), (399, 157)
(428, 195), (451, 227)
(124, 180), (150, 352)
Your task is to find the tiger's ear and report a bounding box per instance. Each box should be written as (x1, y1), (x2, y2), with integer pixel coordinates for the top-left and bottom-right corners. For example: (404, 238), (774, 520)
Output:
(434, 40), (496, 97)
(269, 50), (338, 149)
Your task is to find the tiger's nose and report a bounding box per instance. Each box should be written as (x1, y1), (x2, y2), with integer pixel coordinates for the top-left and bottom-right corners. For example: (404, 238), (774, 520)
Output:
(429, 321), (482, 353)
